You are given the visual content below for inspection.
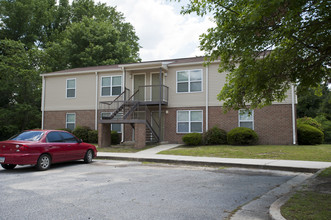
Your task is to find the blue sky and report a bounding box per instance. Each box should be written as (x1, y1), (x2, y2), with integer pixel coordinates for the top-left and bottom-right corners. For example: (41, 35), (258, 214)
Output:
(99, 0), (215, 61)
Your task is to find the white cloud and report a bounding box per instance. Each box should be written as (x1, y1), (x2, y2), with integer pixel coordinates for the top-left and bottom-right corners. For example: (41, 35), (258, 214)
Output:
(99, 0), (215, 61)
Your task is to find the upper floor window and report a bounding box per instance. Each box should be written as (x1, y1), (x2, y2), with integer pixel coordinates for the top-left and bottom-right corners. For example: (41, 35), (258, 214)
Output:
(101, 76), (122, 96)
(177, 110), (203, 133)
(66, 113), (76, 131)
(66, 79), (76, 98)
(176, 69), (202, 93)
(238, 109), (254, 130)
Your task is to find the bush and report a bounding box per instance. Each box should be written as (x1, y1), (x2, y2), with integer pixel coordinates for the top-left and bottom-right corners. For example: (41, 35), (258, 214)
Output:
(57, 128), (72, 133)
(203, 126), (227, 145)
(315, 115), (331, 144)
(72, 126), (91, 142)
(227, 127), (259, 145)
(182, 133), (202, 146)
(297, 124), (324, 145)
(111, 130), (121, 145)
(88, 130), (98, 143)
(297, 117), (323, 131)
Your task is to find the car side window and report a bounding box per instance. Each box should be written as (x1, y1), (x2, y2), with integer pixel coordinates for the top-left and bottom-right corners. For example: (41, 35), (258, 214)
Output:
(46, 132), (64, 143)
(60, 132), (78, 143)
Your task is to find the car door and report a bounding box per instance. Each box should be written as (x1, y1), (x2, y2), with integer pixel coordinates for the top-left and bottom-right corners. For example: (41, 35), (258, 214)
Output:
(60, 132), (85, 160)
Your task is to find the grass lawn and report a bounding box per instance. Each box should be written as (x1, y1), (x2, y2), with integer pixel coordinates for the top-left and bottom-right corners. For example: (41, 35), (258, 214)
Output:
(281, 167), (331, 219)
(96, 145), (156, 153)
(158, 144), (331, 162)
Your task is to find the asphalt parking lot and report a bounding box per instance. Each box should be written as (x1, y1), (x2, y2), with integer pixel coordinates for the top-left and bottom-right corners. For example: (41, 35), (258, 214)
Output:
(0, 160), (299, 220)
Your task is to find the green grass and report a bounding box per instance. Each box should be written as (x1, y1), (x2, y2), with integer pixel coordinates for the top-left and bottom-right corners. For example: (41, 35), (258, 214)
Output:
(158, 144), (331, 162)
(96, 145), (156, 153)
(281, 191), (331, 220)
(319, 167), (331, 178)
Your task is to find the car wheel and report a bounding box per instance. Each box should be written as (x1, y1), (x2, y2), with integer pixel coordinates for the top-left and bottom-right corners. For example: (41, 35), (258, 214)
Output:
(1, 164), (17, 170)
(84, 150), (93, 163)
(36, 154), (51, 171)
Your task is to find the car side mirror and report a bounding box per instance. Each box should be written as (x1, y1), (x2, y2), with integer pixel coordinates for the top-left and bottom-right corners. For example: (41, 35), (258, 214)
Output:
(78, 139), (83, 143)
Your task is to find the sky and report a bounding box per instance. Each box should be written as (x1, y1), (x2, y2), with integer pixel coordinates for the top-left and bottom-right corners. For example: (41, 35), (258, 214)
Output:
(98, 0), (215, 61)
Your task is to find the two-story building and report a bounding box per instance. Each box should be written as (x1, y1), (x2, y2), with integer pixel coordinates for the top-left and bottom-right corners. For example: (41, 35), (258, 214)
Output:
(40, 57), (297, 147)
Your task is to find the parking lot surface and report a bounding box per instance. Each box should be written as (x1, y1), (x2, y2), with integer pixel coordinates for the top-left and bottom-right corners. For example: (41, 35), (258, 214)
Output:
(0, 160), (298, 220)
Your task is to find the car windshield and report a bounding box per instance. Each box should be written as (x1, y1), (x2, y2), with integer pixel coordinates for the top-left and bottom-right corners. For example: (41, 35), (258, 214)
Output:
(10, 131), (44, 141)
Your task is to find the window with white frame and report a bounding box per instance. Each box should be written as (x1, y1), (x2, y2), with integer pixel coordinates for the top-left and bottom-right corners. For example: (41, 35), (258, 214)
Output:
(177, 110), (203, 133)
(101, 76), (122, 96)
(238, 109), (254, 129)
(176, 69), (202, 93)
(66, 79), (76, 98)
(101, 112), (122, 133)
(66, 113), (76, 130)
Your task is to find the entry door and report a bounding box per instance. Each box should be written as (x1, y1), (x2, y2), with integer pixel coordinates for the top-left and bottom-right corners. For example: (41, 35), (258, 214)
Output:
(134, 74), (145, 101)
(152, 73), (163, 101)
(151, 111), (165, 141)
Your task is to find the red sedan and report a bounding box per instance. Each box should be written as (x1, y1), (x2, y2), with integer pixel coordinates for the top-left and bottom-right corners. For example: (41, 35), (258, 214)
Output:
(0, 130), (97, 171)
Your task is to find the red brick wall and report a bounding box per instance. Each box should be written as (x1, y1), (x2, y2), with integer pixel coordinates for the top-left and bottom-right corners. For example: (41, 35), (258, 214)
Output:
(44, 110), (95, 130)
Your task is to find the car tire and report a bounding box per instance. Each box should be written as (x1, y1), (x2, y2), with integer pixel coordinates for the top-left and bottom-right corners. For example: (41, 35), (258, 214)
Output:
(84, 149), (93, 163)
(1, 164), (17, 170)
(36, 154), (51, 171)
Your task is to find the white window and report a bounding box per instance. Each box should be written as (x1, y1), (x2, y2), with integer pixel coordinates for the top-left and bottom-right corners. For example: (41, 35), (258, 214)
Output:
(177, 110), (203, 133)
(176, 69), (202, 93)
(66, 113), (76, 130)
(101, 76), (122, 96)
(101, 112), (122, 133)
(66, 79), (76, 98)
(239, 109), (254, 130)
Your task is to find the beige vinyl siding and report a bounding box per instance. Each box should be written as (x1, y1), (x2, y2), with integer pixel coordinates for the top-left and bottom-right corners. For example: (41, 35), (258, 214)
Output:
(44, 73), (96, 111)
(98, 71), (123, 103)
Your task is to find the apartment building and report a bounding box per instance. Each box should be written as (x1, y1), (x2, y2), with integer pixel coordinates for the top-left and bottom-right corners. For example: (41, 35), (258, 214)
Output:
(41, 57), (297, 147)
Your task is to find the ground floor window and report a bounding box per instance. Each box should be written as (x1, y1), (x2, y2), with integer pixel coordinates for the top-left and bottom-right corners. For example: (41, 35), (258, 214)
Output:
(66, 113), (76, 130)
(101, 112), (122, 133)
(238, 109), (254, 129)
(177, 110), (203, 133)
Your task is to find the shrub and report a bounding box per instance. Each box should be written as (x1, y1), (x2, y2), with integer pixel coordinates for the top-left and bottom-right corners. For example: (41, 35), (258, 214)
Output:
(57, 128), (72, 132)
(227, 127), (258, 145)
(315, 115), (331, 144)
(203, 126), (227, 145)
(182, 133), (202, 146)
(297, 124), (324, 145)
(111, 130), (121, 145)
(297, 117), (323, 131)
(72, 126), (91, 142)
(88, 130), (98, 143)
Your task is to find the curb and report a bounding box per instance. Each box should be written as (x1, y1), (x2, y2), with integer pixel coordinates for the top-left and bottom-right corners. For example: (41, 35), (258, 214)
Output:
(96, 156), (320, 173)
(269, 169), (324, 220)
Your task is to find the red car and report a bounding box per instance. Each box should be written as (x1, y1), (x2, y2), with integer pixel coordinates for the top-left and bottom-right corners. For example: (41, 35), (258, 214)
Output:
(0, 130), (97, 171)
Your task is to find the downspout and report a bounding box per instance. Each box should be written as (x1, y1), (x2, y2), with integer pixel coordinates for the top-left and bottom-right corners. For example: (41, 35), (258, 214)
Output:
(205, 65), (209, 131)
(159, 67), (162, 142)
(291, 84), (297, 144)
(121, 67), (126, 142)
(41, 76), (45, 129)
(95, 72), (98, 130)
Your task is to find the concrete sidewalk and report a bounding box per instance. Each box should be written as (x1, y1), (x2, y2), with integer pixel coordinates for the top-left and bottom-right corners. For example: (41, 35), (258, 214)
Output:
(97, 144), (331, 173)
(96, 144), (331, 220)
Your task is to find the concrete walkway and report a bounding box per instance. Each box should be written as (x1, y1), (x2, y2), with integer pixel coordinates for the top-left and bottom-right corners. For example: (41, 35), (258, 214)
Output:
(97, 144), (331, 173)
(96, 144), (331, 220)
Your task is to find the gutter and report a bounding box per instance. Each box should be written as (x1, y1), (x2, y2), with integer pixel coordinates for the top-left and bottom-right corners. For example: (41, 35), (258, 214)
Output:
(291, 84), (297, 145)
(41, 76), (46, 129)
(95, 72), (99, 130)
(206, 65), (209, 131)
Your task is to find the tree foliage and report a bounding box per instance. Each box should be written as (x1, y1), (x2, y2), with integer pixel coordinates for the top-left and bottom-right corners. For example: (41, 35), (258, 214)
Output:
(0, 0), (141, 139)
(177, 0), (331, 111)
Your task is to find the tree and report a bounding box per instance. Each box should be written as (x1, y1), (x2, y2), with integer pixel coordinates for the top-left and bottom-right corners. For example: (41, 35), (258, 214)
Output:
(0, 40), (42, 140)
(177, 0), (331, 111)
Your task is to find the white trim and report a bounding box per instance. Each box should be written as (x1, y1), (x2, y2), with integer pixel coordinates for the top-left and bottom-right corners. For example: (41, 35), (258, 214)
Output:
(205, 65), (209, 131)
(100, 75), (122, 97)
(95, 72), (98, 130)
(176, 110), (203, 133)
(66, 78), (76, 99)
(238, 109), (254, 130)
(291, 84), (297, 144)
(40, 68), (121, 77)
(66, 113), (76, 130)
(41, 76), (45, 129)
(176, 69), (203, 93)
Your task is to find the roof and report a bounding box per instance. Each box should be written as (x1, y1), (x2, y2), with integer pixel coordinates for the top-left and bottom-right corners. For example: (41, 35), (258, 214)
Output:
(40, 56), (208, 76)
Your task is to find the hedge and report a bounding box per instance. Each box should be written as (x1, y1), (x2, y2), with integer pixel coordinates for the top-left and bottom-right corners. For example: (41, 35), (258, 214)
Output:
(203, 126), (227, 145)
(227, 127), (258, 145)
(182, 133), (202, 146)
(297, 124), (324, 145)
